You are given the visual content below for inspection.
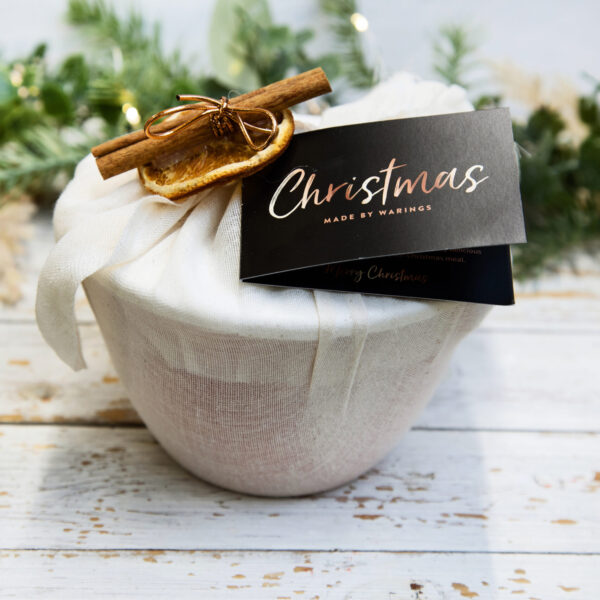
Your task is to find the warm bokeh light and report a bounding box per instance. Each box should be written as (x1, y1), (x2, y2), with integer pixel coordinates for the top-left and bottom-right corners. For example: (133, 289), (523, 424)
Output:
(9, 69), (23, 86)
(350, 12), (369, 32)
(125, 105), (141, 126)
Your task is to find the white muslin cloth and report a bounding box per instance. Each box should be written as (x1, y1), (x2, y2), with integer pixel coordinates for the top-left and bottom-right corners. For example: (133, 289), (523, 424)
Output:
(36, 72), (490, 497)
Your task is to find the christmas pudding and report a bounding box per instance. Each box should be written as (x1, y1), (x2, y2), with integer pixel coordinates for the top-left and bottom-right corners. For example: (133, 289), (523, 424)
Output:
(36, 72), (491, 497)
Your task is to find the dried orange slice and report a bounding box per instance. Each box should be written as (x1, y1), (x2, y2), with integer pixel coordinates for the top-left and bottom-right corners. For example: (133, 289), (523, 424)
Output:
(138, 109), (294, 200)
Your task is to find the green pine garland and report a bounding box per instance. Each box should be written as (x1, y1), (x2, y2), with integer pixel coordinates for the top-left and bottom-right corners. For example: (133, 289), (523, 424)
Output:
(0, 0), (598, 279)
(512, 100), (600, 278)
(433, 26), (600, 279)
(319, 0), (378, 89)
(433, 25), (478, 89)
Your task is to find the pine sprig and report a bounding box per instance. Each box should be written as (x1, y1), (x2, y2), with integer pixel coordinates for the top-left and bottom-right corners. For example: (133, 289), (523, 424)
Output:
(67, 0), (157, 55)
(511, 102), (600, 278)
(433, 25), (478, 89)
(229, 4), (322, 87)
(66, 0), (230, 125)
(0, 125), (94, 203)
(0, 0), (234, 205)
(319, 0), (378, 89)
(210, 1), (341, 94)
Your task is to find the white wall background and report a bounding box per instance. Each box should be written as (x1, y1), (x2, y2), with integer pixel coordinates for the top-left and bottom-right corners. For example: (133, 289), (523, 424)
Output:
(1, 0), (598, 96)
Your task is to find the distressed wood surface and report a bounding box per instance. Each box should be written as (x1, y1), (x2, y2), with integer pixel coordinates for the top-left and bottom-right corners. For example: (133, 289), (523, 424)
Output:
(0, 212), (95, 324)
(421, 328), (600, 431)
(1, 425), (598, 552)
(1, 551), (598, 600)
(1, 215), (598, 597)
(0, 323), (136, 425)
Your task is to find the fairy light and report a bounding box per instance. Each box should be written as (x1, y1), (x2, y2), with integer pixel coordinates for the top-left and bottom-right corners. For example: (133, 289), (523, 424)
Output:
(125, 105), (141, 126)
(228, 58), (243, 77)
(9, 69), (23, 87)
(350, 12), (369, 32)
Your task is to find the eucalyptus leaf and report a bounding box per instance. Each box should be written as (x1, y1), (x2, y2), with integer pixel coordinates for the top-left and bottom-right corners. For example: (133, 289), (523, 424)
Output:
(579, 96), (599, 131)
(578, 136), (600, 190)
(209, 0), (269, 91)
(41, 82), (75, 124)
(0, 71), (16, 104)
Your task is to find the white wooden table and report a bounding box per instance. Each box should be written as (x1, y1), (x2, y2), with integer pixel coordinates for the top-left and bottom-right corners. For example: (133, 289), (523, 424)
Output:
(1, 214), (599, 599)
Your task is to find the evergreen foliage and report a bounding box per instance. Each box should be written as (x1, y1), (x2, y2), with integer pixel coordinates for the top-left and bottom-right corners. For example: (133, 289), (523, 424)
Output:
(0, 1), (597, 278)
(433, 26), (600, 278)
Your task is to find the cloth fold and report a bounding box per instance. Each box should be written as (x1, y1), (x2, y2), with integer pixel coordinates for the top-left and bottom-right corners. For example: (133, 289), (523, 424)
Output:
(36, 176), (205, 370)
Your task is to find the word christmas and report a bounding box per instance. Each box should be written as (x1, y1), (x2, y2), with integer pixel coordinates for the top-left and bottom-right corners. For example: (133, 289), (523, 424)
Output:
(268, 157), (489, 219)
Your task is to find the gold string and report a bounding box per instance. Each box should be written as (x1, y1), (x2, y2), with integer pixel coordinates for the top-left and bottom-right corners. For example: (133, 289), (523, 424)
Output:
(144, 95), (278, 152)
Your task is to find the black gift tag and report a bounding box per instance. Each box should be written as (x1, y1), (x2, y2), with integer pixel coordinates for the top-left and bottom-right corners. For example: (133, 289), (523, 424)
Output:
(240, 108), (526, 305)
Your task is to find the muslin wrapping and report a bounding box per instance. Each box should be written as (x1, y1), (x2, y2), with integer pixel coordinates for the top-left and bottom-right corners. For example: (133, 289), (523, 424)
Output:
(36, 73), (491, 497)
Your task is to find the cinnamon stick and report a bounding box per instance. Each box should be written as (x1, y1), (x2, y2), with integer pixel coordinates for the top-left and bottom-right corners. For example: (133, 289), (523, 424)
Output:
(92, 67), (331, 179)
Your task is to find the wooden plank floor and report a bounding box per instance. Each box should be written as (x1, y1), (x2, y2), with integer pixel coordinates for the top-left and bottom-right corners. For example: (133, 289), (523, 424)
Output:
(1, 214), (599, 599)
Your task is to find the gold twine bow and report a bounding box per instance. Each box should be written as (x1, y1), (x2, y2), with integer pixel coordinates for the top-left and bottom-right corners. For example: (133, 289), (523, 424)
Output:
(144, 95), (278, 151)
